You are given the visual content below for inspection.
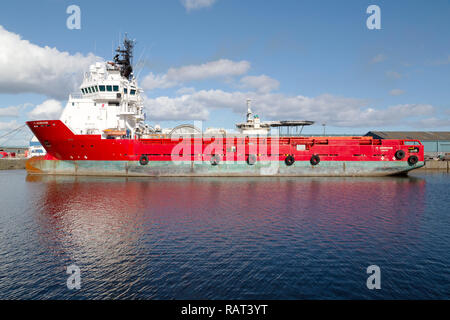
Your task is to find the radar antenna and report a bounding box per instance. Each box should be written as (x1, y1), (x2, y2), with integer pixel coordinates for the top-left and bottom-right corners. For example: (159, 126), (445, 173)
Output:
(113, 34), (135, 80)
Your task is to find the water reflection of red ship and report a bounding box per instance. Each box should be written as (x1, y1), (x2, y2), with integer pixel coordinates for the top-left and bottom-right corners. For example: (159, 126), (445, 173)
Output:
(27, 175), (425, 256)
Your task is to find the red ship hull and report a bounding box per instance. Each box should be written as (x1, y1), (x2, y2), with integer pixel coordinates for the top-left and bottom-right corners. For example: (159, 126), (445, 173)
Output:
(26, 120), (425, 177)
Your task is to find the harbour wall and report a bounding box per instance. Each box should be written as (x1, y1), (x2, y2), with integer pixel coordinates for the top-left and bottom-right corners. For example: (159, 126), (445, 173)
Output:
(0, 159), (27, 170)
(419, 160), (449, 172)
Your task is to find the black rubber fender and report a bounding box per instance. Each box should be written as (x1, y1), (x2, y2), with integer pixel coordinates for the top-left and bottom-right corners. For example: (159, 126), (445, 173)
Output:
(285, 155), (295, 166)
(310, 154), (320, 166)
(247, 154), (257, 165)
(210, 155), (221, 166)
(395, 150), (406, 160)
(139, 155), (149, 166)
(408, 155), (418, 166)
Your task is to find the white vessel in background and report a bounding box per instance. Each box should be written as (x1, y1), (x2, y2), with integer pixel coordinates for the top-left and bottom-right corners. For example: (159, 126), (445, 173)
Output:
(28, 136), (46, 158)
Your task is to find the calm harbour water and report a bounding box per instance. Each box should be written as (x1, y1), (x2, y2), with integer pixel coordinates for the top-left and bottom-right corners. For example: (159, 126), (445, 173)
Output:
(0, 170), (449, 299)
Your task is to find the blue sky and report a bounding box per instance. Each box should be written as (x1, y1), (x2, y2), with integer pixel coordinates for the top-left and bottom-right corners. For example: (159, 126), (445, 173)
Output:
(0, 0), (449, 145)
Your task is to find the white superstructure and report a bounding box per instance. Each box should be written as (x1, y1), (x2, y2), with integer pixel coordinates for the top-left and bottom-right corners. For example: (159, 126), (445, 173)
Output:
(235, 99), (315, 136)
(235, 99), (271, 135)
(59, 37), (149, 139)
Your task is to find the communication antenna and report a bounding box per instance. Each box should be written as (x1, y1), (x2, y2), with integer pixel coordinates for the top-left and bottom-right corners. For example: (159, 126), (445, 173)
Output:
(113, 34), (135, 80)
(246, 98), (253, 122)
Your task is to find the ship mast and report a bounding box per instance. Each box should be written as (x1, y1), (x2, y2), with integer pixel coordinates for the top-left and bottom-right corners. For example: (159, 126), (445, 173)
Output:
(113, 35), (135, 80)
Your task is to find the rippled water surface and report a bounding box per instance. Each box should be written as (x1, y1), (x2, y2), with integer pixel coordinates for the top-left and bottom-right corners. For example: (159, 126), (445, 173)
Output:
(0, 170), (449, 299)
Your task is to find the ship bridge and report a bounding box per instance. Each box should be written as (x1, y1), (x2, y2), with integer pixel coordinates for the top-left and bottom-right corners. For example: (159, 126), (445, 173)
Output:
(60, 36), (146, 138)
(76, 62), (140, 104)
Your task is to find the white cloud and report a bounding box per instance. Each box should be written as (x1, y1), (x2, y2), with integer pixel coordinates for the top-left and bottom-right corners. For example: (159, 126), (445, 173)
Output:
(240, 75), (279, 93)
(417, 117), (450, 127)
(370, 54), (386, 64)
(0, 25), (100, 99)
(28, 99), (63, 120)
(141, 73), (177, 90)
(0, 103), (32, 117)
(0, 106), (20, 117)
(0, 120), (19, 131)
(181, 0), (217, 11)
(389, 89), (405, 96)
(170, 59), (249, 80)
(144, 94), (209, 121)
(144, 89), (438, 128)
(176, 87), (196, 95)
(141, 59), (250, 90)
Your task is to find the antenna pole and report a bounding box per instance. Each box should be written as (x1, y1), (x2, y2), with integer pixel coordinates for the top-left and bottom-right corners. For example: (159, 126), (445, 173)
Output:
(246, 99), (253, 122)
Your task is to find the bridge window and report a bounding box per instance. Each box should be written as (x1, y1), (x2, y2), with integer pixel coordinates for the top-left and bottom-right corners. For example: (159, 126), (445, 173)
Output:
(106, 85), (112, 92)
(113, 85), (119, 92)
(130, 89), (136, 95)
(99, 85), (105, 92)
(94, 86), (98, 92)
(124, 88), (128, 94)
(88, 87), (92, 93)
